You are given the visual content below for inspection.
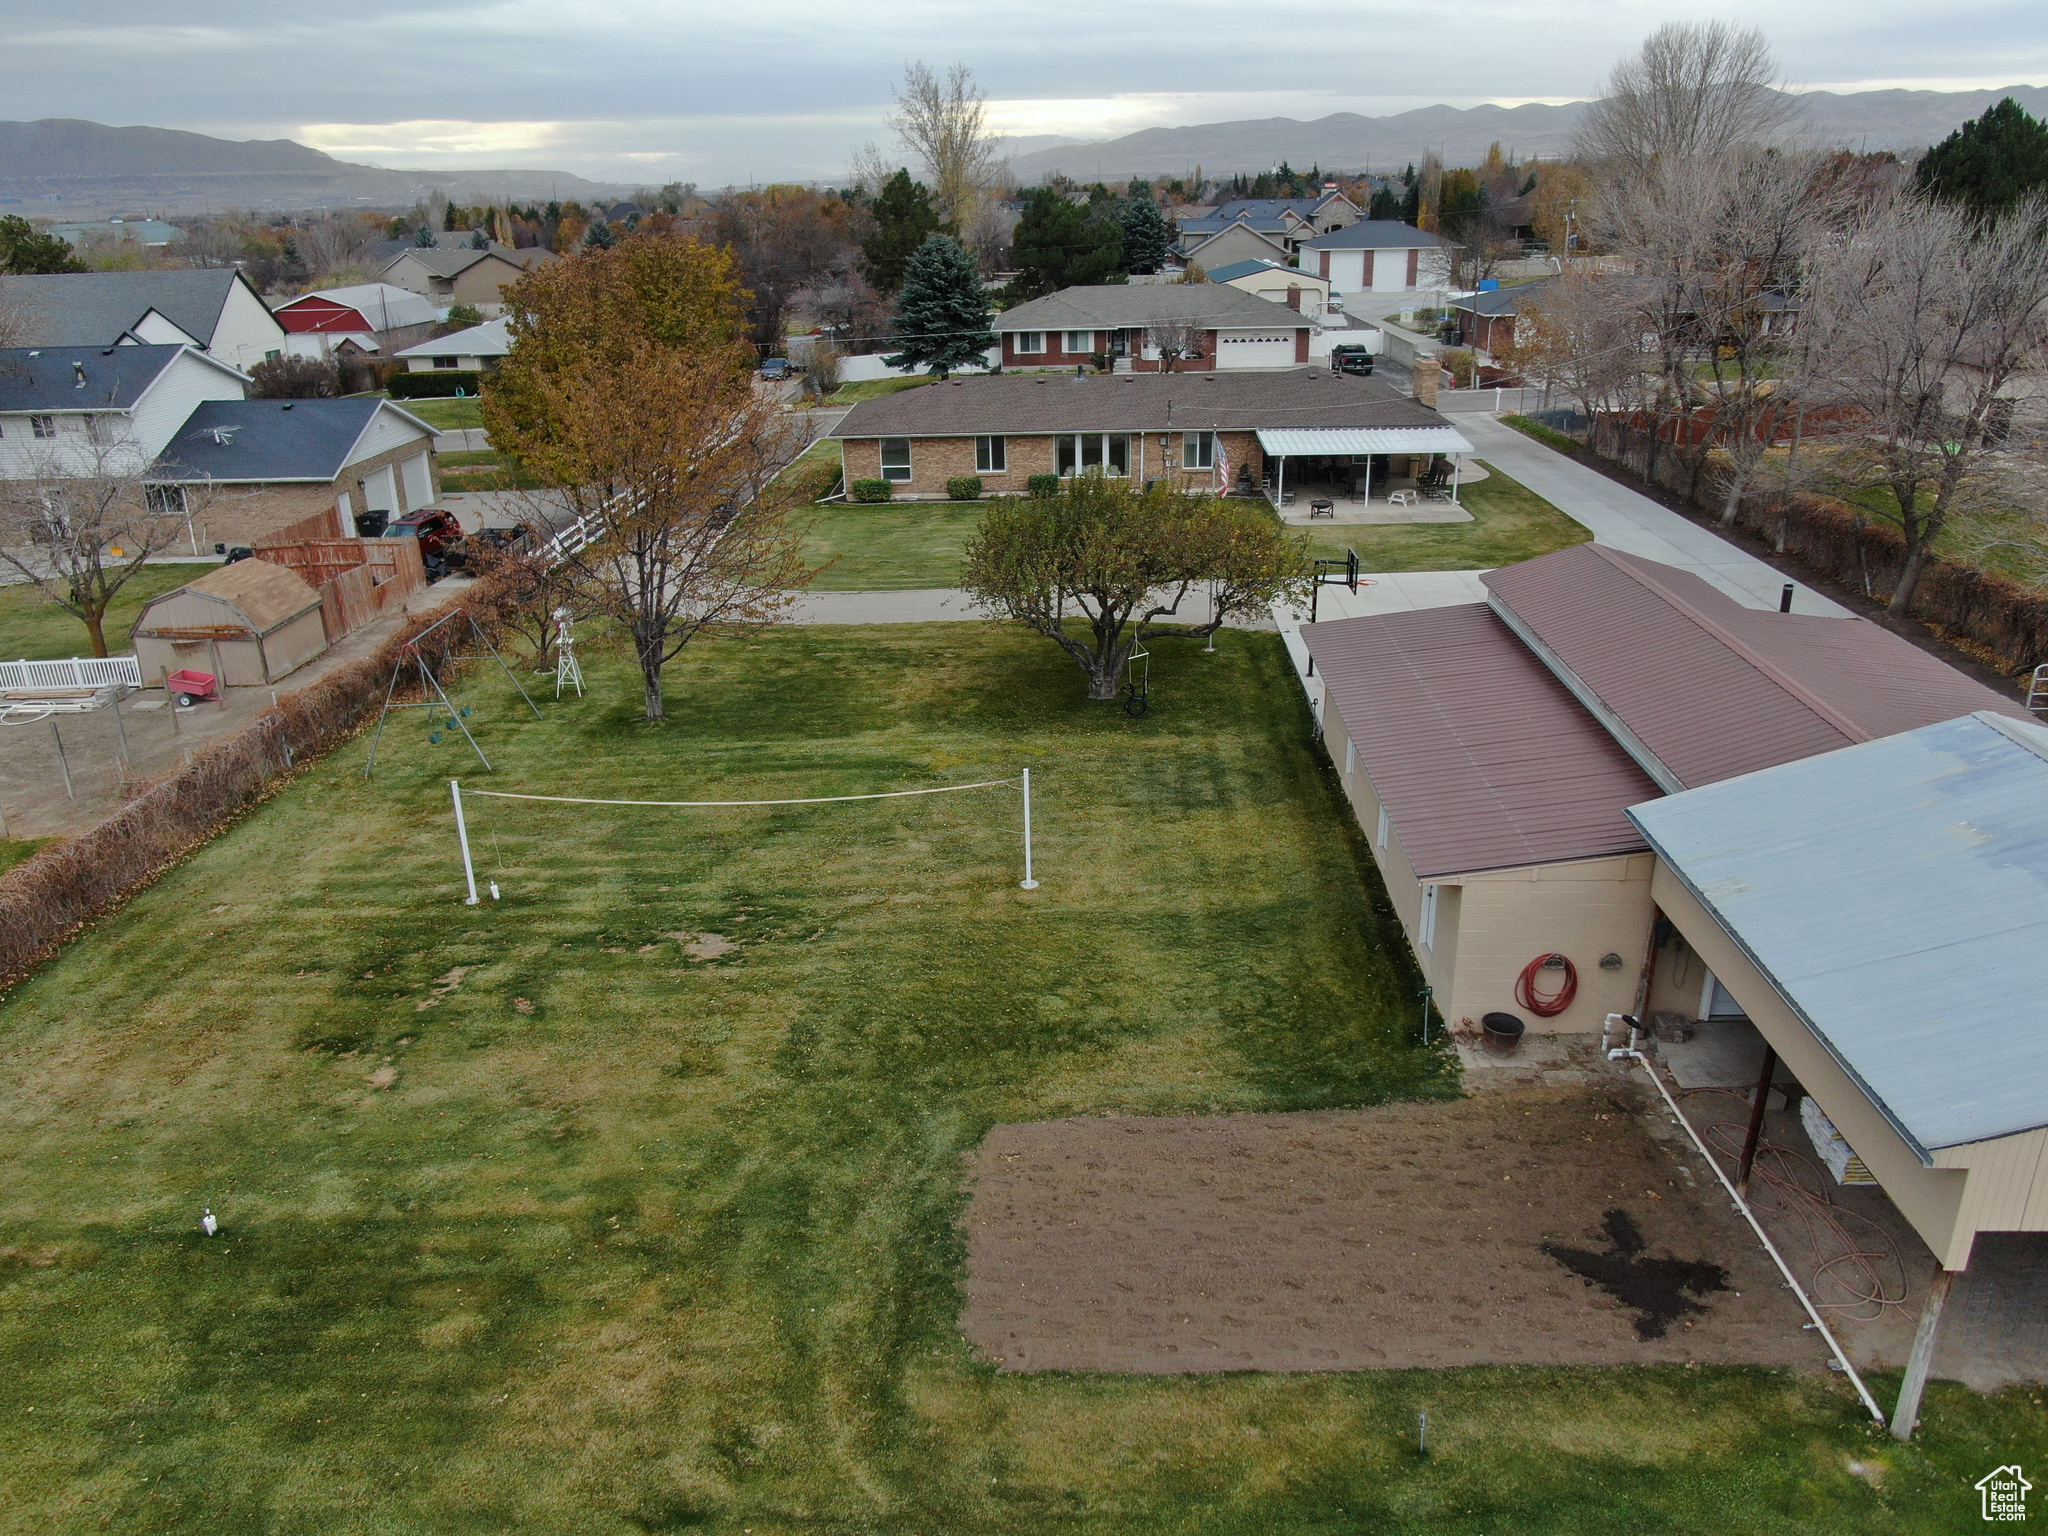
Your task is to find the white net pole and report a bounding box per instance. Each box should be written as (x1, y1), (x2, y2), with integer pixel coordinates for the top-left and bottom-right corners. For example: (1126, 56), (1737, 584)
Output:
(450, 778), (480, 905)
(1020, 768), (1039, 890)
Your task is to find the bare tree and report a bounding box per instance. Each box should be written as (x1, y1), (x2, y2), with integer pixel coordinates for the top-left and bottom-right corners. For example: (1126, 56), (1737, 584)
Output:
(1143, 318), (1209, 371)
(1506, 266), (1646, 421)
(0, 441), (203, 657)
(887, 62), (1005, 233)
(1575, 22), (1800, 181)
(1806, 189), (2048, 613)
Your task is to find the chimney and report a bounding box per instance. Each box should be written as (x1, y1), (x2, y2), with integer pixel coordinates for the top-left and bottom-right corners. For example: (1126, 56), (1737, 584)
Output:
(1412, 353), (1438, 409)
(1286, 285), (1301, 311)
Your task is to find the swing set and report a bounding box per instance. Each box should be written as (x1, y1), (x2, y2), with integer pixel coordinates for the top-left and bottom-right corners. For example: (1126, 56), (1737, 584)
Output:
(364, 608), (544, 777)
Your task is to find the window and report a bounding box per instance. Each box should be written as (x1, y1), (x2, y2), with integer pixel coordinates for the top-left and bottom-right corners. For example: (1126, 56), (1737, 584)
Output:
(433, 355), (460, 370)
(1419, 884), (1439, 950)
(264, 349), (282, 361)
(1056, 434), (1130, 476)
(879, 437), (912, 482)
(1183, 431), (1215, 470)
(1343, 738), (1355, 776)
(1063, 330), (1095, 354)
(144, 483), (188, 517)
(30, 414), (57, 439)
(975, 435), (1006, 473)
(1375, 802), (1388, 848)
(1012, 331), (1046, 355)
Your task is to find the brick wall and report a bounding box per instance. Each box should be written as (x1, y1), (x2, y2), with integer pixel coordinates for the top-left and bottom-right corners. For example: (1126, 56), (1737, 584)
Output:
(187, 439), (439, 548)
(841, 429), (1268, 499)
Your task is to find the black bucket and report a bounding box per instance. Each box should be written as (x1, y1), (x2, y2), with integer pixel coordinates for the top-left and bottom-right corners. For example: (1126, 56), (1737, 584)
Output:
(1480, 1011), (1526, 1055)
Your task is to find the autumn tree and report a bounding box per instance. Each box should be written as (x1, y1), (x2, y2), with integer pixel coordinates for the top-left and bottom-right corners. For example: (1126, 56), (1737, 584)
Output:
(888, 62), (1005, 232)
(962, 477), (1309, 700)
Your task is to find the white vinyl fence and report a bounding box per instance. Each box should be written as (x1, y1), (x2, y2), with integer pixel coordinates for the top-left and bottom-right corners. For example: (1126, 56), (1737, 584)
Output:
(0, 655), (144, 690)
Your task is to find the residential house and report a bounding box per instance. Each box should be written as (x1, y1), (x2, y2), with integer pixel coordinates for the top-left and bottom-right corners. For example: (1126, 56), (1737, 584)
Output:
(1205, 259), (1335, 318)
(1178, 220), (1296, 272)
(271, 283), (442, 359)
(1301, 542), (2023, 1033)
(828, 368), (1465, 500)
(992, 284), (1323, 372)
(376, 243), (549, 314)
(1176, 192), (1361, 266)
(1297, 221), (1457, 295)
(0, 344), (248, 480)
(146, 397), (440, 546)
(1451, 278), (1554, 362)
(393, 317), (512, 373)
(2, 270), (289, 371)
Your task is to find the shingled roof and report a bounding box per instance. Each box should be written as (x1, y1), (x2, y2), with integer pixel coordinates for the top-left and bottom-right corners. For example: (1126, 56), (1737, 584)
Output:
(992, 283), (1324, 334)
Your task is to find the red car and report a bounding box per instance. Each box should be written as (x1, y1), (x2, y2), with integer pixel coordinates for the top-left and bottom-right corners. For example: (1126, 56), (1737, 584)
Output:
(383, 509), (466, 577)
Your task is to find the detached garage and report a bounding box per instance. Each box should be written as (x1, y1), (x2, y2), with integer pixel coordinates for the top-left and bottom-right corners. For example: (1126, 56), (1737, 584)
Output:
(133, 560), (329, 688)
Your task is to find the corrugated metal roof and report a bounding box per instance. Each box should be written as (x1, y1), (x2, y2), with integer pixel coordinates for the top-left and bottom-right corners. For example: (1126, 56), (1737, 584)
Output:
(831, 369), (1445, 440)
(1304, 604), (1660, 878)
(1629, 711), (2048, 1155)
(1483, 544), (2024, 789)
(1258, 426), (1475, 456)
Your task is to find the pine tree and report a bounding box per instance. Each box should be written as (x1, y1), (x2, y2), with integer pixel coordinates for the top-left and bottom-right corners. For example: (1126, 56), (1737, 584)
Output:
(583, 218), (616, 250)
(861, 170), (946, 294)
(0, 215), (86, 274)
(1916, 98), (2048, 221)
(1120, 194), (1171, 274)
(1005, 188), (1125, 301)
(415, 223), (438, 247)
(883, 235), (994, 379)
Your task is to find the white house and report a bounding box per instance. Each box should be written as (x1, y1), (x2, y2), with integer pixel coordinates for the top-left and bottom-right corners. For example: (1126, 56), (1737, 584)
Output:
(3, 270), (290, 372)
(1203, 259), (1335, 318)
(1297, 221), (1458, 296)
(0, 344), (249, 481)
(393, 317), (512, 373)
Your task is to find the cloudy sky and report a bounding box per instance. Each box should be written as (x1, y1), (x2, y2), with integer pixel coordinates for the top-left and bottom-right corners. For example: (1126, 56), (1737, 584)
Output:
(6, 0), (2045, 183)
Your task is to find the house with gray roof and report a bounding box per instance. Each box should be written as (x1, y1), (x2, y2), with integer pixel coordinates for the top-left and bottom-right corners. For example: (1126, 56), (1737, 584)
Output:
(0, 343), (247, 481)
(377, 242), (550, 314)
(1298, 220), (1458, 295)
(147, 397), (440, 547)
(1176, 191), (1360, 268)
(993, 283), (1324, 372)
(828, 366), (1466, 500)
(1203, 258), (1335, 318)
(3, 269), (288, 372)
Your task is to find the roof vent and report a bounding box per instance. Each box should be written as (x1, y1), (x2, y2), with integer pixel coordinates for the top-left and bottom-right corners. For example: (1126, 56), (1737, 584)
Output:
(208, 426), (239, 446)
(73, 361), (87, 388)
(281, 401), (294, 410)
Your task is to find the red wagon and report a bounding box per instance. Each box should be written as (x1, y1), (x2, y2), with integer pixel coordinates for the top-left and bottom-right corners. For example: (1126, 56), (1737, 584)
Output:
(165, 668), (221, 707)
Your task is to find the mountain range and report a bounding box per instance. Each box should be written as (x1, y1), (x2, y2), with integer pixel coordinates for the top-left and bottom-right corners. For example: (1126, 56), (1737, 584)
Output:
(2, 84), (2043, 219)
(1002, 85), (2048, 183)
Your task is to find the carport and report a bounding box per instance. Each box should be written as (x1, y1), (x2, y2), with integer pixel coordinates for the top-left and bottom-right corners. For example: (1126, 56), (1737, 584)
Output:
(1629, 710), (2048, 1440)
(1256, 425), (1473, 509)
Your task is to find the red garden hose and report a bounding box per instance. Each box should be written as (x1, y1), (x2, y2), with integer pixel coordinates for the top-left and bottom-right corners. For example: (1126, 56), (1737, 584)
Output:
(1514, 952), (1578, 1016)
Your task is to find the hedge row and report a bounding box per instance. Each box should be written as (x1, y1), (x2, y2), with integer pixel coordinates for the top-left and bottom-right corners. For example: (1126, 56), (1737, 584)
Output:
(389, 371), (485, 399)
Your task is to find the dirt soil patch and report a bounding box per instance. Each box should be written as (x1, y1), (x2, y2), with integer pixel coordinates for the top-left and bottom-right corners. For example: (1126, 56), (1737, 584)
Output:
(961, 1086), (1811, 1373)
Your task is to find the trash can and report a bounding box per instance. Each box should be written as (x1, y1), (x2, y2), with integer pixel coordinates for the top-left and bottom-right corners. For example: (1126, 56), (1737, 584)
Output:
(1480, 1011), (1526, 1055)
(355, 510), (390, 538)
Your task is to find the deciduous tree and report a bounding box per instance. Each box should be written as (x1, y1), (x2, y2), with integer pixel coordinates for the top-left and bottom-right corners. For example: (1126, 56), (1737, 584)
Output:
(888, 62), (1005, 233)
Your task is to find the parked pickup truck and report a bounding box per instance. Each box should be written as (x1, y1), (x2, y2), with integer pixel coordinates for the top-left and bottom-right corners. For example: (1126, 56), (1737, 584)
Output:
(382, 508), (466, 578)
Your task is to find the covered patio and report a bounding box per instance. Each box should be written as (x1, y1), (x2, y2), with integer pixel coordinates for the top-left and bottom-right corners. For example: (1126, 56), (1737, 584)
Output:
(1254, 424), (1477, 521)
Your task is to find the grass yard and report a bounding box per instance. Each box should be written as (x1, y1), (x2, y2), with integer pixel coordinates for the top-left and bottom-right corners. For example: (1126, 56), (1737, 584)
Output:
(0, 562), (218, 661)
(825, 375), (938, 406)
(1292, 459), (1592, 571)
(436, 449), (545, 492)
(0, 625), (2030, 1533)
(799, 501), (988, 589)
(401, 397), (487, 431)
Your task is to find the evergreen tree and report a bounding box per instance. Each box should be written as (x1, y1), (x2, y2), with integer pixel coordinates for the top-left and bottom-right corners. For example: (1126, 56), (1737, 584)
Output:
(883, 235), (994, 379)
(414, 223), (438, 247)
(860, 170), (946, 294)
(0, 215), (86, 274)
(1916, 98), (2048, 221)
(1119, 193), (1171, 274)
(1004, 188), (1126, 301)
(469, 228), (490, 250)
(583, 218), (616, 250)
(1368, 186), (1404, 221)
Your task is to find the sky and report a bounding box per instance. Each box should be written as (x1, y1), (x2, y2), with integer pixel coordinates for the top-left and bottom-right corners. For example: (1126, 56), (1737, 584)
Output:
(4, 0), (2046, 185)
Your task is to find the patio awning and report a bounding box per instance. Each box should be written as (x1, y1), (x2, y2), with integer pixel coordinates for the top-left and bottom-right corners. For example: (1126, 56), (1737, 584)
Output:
(1255, 427), (1475, 456)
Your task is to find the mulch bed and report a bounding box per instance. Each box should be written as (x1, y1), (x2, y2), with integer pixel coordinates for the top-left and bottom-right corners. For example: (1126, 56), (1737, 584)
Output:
(960, 1087), (1812, 1374)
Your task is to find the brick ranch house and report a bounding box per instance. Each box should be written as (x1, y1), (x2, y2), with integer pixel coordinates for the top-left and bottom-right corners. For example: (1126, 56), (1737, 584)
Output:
(991, 284), (1323, 372)
(829, 369), (1465, 500)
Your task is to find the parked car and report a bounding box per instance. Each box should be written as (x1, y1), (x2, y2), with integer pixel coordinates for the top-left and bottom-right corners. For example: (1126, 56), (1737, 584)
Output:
(759, 357), (792, 380)
(1330, 344), (1376, 377)
(383, 508), (466, 578)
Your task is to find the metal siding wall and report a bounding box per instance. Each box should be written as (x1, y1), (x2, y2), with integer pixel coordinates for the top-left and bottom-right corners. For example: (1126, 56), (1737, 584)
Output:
(1449, 857), (1653, 1032)
(131, 351), (248, 461)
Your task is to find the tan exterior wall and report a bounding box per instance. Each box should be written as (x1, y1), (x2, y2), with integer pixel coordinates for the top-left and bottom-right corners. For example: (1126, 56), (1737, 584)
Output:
(1321, 700), (1655, 1033)
(1649, 862), (1976, 1268)
(1938, 1128), (2048, 1249)
(840, 430), (1266, 500)
(187, 438), (438, 547)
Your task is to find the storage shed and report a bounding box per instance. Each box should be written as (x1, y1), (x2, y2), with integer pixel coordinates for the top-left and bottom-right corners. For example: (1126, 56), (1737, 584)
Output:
(133, 560), (328, 687)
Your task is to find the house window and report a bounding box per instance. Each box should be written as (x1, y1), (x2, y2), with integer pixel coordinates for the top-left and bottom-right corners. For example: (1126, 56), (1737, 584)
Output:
(1183, 431), (1215, 470)
(1055, 433), (1130, 476)
(265, 349), (281, 361)
(433, 355), (460, 369)
(879, 437), (912, 482)
(1013, 331), (1046, 355)
(1063, 330), (1095, 354)
(975, 435), (1006, 473)
(144, 483), (188, 517)
(1419, 884), (1439, 950)
(30, 414), (57, 439)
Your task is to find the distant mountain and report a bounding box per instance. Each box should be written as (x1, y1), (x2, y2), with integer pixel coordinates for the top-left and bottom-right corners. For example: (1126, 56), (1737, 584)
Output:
(1004, 84), (2048, 183)
(0, 119), (632, 217)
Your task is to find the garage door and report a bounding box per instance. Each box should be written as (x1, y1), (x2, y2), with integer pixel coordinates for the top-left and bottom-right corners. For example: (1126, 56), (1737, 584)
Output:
(1217, 331), (1297, 368)
(362, 463), (399, 515)
(400, 451), (433, 510)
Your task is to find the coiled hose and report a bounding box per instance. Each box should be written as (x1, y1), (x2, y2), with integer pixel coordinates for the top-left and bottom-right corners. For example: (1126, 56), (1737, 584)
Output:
(1514, 952), (1578, 1016)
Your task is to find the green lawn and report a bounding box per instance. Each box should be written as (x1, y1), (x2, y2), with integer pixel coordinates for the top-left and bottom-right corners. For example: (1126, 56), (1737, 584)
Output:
(800, 500), (988, 589)
(0, 626), (2030, 1532)
(1292, 459), (1593, 571)
(826, 375), (939, 406)
(0, 563), (219, 661)
(401, 397), (487, 431)
(436, 449), (544, 491)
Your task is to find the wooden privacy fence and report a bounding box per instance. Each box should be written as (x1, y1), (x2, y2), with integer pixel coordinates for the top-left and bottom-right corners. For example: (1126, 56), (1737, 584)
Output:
(254, 537), (426, 641)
